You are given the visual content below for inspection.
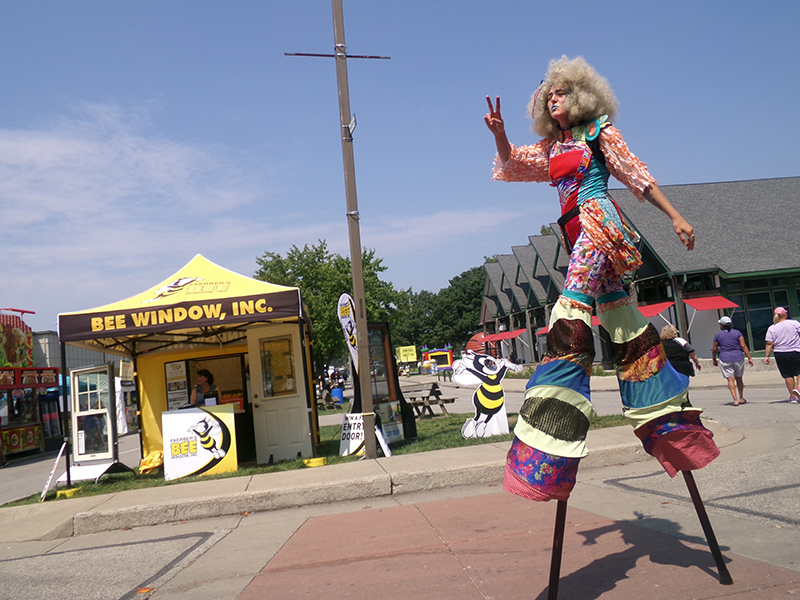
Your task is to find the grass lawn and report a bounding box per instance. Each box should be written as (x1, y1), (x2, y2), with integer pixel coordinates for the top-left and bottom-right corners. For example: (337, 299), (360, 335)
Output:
(6, 412), (628, 507)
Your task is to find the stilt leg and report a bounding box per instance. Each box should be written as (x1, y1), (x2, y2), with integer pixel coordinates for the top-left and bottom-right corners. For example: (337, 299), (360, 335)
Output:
(547, 499), (569, 600)
(682, 471), (733, 585)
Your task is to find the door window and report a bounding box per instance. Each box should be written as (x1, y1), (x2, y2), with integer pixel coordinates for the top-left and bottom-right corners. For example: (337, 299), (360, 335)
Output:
(259, 337), (296, 398)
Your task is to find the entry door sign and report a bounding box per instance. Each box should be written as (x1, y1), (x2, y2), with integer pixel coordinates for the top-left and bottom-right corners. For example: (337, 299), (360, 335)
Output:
(337, 293), (358, 373)
(339, 412), (365, 456)
(339, 412), (391, 457)
(162, 404), (238, 481)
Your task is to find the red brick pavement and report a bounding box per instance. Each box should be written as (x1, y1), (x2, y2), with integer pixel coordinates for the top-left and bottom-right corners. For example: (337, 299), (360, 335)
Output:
(239, 491), (800, 599)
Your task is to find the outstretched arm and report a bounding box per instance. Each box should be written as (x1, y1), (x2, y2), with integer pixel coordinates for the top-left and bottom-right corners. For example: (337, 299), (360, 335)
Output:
(644, 184), (695, 251)
(484, 96), (512, 163)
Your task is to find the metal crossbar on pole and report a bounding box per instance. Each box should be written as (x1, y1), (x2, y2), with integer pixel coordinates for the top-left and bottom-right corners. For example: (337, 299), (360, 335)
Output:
(286, 0), (389, 458)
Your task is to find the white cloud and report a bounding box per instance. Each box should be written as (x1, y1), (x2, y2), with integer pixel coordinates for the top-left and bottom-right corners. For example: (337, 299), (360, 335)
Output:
(0, 102), (304, 330)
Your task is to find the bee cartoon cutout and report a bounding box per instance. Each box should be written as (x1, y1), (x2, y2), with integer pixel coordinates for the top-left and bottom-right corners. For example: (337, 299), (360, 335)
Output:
(189, 416), (227, 460)
(454, 351), (522, 438)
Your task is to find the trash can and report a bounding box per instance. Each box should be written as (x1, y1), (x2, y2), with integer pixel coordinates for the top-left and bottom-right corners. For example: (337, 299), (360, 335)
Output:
(332, 388), (344, 403)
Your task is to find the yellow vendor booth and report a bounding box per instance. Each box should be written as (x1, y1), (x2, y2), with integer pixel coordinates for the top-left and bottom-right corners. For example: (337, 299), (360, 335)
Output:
(58, 255), (317, 469)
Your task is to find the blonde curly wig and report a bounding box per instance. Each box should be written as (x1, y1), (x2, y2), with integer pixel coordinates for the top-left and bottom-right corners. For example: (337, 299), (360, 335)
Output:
(528, 56), (619, 139)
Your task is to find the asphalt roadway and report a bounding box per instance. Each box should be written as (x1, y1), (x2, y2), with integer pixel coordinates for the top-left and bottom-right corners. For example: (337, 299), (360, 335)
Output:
(1, 365), (799, 599)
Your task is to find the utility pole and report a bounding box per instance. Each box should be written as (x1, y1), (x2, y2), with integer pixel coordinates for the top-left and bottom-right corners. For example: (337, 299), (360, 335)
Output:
(286, 0), (389, 459)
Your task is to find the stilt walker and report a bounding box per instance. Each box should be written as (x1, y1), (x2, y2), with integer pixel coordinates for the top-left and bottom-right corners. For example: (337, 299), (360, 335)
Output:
(485, 56), (731, 597)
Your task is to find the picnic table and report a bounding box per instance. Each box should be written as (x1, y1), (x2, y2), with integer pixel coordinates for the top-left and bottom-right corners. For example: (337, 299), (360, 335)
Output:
(401, 382), (456, 417)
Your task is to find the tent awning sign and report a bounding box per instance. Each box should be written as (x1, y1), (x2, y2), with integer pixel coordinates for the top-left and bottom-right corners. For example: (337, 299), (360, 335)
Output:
(57, 254), (301, 343)
(59, 291), (300, 341)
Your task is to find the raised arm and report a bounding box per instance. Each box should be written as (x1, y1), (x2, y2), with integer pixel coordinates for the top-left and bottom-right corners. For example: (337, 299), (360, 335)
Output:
(484, 96), (512, 164)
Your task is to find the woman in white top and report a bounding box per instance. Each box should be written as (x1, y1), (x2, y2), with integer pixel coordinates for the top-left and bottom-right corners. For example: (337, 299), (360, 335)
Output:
(764, 307), (800, 402)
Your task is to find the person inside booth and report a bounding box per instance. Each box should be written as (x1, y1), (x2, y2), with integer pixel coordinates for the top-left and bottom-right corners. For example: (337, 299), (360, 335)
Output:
(190, 369), (219, 407)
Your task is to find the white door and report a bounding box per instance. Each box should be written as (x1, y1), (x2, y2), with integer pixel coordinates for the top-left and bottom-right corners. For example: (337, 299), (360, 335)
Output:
(246, 324), (312, 463)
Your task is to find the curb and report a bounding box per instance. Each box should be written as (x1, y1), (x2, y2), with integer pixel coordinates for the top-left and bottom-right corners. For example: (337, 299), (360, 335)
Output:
(28, 432), (648, 540)
(11, 422), (739, 541)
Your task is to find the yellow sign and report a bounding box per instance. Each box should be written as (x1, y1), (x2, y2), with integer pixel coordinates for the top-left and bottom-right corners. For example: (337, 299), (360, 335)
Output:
(396, 345), (417, 363)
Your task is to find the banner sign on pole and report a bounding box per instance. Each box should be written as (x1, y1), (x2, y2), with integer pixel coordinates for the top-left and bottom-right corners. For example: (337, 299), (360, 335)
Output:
(337, 293), (359, 373)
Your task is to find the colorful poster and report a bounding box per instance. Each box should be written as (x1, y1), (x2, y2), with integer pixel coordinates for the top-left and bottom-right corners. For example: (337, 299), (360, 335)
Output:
(374, 400), (404, 444)
(0, 314), (33, 368)
(337, 293), (358, 373)
(162, 404), (238, 481)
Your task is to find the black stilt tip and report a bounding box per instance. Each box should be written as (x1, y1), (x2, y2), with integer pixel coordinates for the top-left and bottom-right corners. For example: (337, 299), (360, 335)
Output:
(682, 471), (734, 586)
(547, 499), (569, 600)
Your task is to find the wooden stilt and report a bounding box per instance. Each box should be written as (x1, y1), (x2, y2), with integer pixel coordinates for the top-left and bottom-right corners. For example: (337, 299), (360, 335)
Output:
(682, 471), (733, 585)
(547, 499), (569, 600)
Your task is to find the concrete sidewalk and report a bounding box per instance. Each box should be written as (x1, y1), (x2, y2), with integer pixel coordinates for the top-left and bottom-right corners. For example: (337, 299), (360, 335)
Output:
(0, 419), (740, 543)
(236, 488), (800, 600)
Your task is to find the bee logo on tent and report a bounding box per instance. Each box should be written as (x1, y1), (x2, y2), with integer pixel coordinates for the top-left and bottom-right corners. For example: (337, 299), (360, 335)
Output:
(144, 277), (203, 303)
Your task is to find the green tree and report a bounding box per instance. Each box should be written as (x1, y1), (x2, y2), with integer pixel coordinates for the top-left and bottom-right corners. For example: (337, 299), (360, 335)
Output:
(254, 240), (405, 370)
(391, 289), (437, 350)
(430, 266), (486, 352)
(540, 224), (554, 235)
(392, 266), (485, 354)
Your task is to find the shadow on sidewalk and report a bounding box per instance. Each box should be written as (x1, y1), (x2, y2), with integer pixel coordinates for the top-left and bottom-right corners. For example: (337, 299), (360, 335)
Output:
(536, 514), (729, 600)
(534, 515), (726, 600)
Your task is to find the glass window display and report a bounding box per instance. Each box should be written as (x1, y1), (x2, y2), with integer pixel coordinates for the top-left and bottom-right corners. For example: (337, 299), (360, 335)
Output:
(259, 337), (295, 397)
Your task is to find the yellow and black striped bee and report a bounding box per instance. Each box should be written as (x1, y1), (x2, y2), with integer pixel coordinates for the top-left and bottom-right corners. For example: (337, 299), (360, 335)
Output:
(454, 351), (520, 437)
(189, 417), (226, 460)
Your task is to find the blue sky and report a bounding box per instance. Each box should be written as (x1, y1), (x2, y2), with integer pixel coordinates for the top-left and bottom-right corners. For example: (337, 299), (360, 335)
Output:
(1, 1), (797, 332)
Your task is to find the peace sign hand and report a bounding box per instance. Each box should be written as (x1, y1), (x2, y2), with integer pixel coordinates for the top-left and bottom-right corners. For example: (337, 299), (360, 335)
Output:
(484, 95), (505, 136)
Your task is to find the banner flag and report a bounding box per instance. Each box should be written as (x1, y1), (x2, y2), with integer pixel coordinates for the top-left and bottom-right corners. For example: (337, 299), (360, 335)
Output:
(337, 293), (359, 373)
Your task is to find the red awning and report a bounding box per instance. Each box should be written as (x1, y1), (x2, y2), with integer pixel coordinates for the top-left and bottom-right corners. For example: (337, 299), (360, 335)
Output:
(684, 296), (739, 311)
(535, 302), (672, 335)
(496, 328), (526, 340)
(638, 301), (675, 318)
(482, 328), (526, 342)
